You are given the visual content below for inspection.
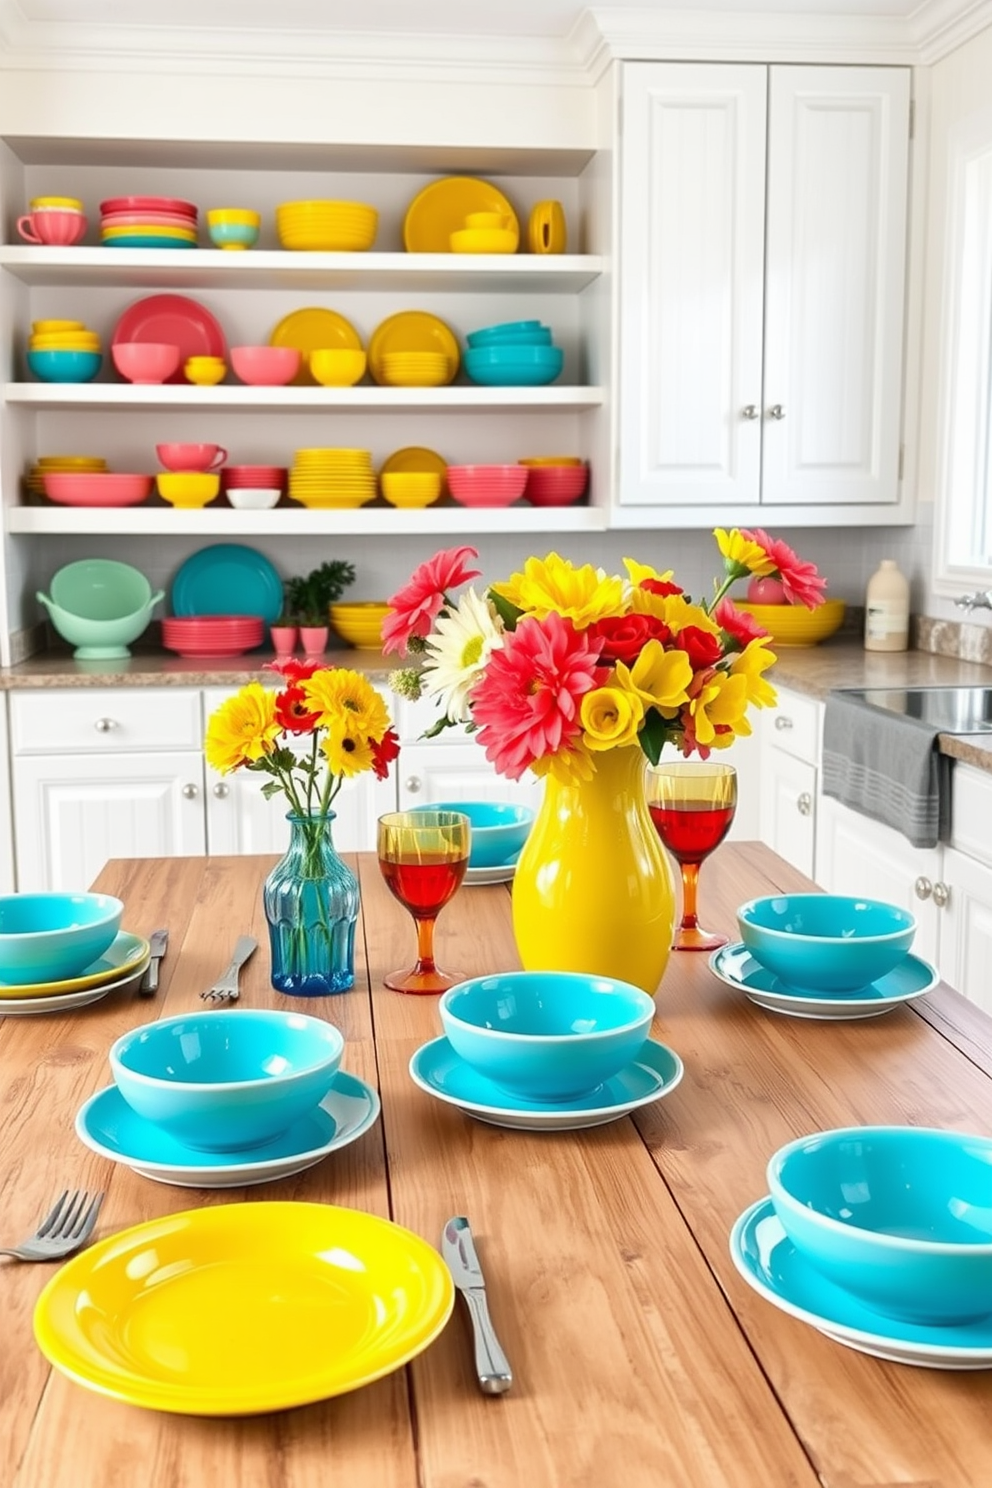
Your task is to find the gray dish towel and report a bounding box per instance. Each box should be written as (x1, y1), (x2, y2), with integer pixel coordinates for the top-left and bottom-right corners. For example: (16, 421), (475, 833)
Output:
(821, 689), (953, 849)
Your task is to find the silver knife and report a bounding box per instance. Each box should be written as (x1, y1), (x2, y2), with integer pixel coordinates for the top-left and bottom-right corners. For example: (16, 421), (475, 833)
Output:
(441, 1215), (512, 1395)
(137, 928), (169, 996)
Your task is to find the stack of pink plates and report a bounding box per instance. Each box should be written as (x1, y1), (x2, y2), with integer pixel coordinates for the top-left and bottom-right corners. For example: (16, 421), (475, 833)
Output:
(162, 615), (264, 657)
(100, 195), (199, 251)
(221, 465), (287, 492)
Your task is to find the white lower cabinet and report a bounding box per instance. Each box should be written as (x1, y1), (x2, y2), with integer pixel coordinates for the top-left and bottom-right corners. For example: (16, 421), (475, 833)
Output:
(757, 688), (822, 877)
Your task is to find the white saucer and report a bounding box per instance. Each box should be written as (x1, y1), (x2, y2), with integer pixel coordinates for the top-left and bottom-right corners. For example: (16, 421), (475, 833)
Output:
(408, 1035), (683, 1130)
(464, 860), (517, 886)
(0, 958), (150, 1015)
(75, 1069), (380, 1187)
(709, 943), (939, 1019)
(731, 1197), (992, 1369)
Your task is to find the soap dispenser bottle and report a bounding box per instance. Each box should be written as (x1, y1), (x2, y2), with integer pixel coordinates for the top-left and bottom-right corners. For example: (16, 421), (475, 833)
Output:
(864, 559), (909, 652)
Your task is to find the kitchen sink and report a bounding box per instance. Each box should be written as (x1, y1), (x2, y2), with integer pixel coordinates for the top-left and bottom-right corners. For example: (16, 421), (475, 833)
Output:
(848, 686), (992, 733)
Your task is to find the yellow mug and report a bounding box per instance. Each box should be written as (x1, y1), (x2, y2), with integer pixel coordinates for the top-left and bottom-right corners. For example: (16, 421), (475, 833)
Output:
(528, 200), (567, 255)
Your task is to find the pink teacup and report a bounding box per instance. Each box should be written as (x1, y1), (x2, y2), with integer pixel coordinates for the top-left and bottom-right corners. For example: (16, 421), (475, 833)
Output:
(156, 442), (228, 473)
(17, 210), (88, 247)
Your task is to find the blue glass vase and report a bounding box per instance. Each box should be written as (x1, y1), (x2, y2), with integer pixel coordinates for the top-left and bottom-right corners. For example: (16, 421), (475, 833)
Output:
(263, 811), (359, 995)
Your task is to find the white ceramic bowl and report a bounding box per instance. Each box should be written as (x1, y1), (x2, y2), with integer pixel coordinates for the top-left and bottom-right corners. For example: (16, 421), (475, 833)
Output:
(225, 488), (281, 510)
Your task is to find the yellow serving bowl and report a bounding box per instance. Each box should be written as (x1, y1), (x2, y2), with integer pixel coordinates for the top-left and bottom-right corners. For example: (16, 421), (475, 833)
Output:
(380, 471), (443, 508)
(450, 227), (517, 254)
(309, 348), (367, 387)
(157, 472), (220, 509)
(735, 598), (846, 647)
(184, 357), (227, 386)
(329, 602), (391, 648)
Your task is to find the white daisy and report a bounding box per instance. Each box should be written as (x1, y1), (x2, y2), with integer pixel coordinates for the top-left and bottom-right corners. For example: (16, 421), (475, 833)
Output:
(421, 587), (505, 723)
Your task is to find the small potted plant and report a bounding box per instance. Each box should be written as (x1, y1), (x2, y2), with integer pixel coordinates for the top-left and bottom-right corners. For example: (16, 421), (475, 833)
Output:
(285, 559), (356, 659)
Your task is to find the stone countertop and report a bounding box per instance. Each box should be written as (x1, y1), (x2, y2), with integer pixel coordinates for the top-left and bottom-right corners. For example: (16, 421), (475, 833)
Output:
(4, 636), (992, 771)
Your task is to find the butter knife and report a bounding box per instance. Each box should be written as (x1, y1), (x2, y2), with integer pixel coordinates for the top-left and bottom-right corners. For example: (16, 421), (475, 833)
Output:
(441, 1215), (512, 1394)
(137, 928), (168, 996)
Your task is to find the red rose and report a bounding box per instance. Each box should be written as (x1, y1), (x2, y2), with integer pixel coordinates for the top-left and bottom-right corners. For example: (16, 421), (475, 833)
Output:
(590, 613), (671, 665)
(676, 625), (723, 670)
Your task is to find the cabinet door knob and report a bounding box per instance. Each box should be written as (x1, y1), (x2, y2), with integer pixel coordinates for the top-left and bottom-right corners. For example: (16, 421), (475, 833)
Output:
(741, 404), (759, 420)
(797, 791), (812, 816)
(914, 876), (932, 900)
(932, 880), (950, 908)
(212, 782), (230, 799)
(768, 404), (786, 420)
(774, 715), (793, 730)
(94, 717), (118, 733)
(404, 776), (422, 794)
(181, 783), (200, 800)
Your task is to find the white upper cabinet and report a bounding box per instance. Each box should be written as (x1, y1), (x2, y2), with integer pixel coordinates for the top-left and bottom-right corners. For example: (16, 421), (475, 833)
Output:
(616, 62), (911, 527)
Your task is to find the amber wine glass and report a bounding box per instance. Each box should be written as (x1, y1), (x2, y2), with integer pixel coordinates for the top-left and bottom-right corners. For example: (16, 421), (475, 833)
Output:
(646, 761), (737, 952)
(377, 809), (471, 994)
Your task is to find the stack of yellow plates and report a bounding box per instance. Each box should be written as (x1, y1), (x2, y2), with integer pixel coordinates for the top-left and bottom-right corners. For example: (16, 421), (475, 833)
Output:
(329, 602), (391, 648)
(275, 200), (378, 252)
(289, 448), (377, 509)
(368, 311), (459, 386)
(379, 351), (451, 387)
(26, 453), (107, 499)
(29, 319), (101, 354)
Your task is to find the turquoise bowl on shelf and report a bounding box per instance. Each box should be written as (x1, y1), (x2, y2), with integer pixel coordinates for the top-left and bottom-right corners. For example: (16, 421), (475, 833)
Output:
(466, 321), (552, 349)
(208, 221), (260, 250)
(463, 343), (563, 387)
(39, 558), (164, 659)
(0, 891), (123, 984)
(767, 1126), (992, 1325)
(411, 800), (534, 868)
(26, 348), (102, 383)
(438, 970), (655, 1101)
(109, 1008), (345, 1152)
(736, 893), (915, 991)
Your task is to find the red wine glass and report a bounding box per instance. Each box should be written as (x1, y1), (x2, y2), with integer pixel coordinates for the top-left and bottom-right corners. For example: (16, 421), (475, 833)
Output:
(376, 809), (470, 993)
(646, 761), (737, 952)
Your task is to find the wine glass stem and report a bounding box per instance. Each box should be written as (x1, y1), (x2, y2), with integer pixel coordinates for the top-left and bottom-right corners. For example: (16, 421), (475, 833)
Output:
(679, 863), (701, 931)
(414, 914), (438, 974)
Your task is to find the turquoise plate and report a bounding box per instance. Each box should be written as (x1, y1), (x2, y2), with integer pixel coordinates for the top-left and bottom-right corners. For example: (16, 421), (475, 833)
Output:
(709, 943), (938, 1020)
(103, 237), (197, 249)
(76, 1070), (380, 1188)
(409, 1035), (683, 1130)
(730, 1197), (992, 1369)
(171, 543), (283, 623)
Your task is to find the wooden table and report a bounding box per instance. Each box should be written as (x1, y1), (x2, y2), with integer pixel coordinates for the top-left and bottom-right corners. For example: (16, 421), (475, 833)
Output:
(1, 843), (990, 1488)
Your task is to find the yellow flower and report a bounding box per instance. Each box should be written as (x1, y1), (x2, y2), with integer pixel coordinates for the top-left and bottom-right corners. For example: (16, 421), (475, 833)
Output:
(714, 527), (775, 578)
(615, 639), (693, 715)
(580, 685), (644, 751)
(629, 589), (721, 637)
(730, 637), (778, 709)
(303, 668), (390, 740)
(321, 727), (376, 778)
(622, 557), (676, 589)
(531, 741), (597, 785)
(688, 671), (750, 747)
(491, 553), (624, 630)
(204, 682), (281, 773)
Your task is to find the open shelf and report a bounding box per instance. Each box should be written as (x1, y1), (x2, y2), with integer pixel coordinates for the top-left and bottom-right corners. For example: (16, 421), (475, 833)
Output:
(6, 505), (607, 536)
(4, 382), (604, 413)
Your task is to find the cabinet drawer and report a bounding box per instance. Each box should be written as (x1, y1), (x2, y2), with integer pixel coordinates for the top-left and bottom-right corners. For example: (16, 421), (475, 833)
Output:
(950, 763), (992, 870)
(11, 689), (203, 754)
(767, 689), (821, 766)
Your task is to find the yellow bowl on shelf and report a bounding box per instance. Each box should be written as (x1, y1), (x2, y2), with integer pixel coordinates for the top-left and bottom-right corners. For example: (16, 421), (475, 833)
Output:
(449, 227), (517, 254)
(735, 598), (846, 647)
(309, 348), (367, 387)
(184, 357), (227, 386)
(329, 602), (391, 648)
(157, 472), (220, 509)
(380, 471), (443, 508)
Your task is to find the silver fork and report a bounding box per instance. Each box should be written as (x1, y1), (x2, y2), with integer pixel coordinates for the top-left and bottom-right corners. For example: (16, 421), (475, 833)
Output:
(0, 1189), (105, 1262)
(199, 936), (258, 1003)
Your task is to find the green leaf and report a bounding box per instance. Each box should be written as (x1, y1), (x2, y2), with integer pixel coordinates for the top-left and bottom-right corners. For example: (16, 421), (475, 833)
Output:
(488, 588), (523, 631)
(639, 708), (669, 766)
(260, 780), (285, 800)
(422, 714), (459, 740)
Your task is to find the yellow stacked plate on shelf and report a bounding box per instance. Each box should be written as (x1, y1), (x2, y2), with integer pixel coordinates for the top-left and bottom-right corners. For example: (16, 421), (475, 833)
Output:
(330, 602), (392, 647)
(33, 1202), (454, 1415)
(403, 176), (519, 253)
(368, 312), (459, 386)
(269, 307), (363, 387)
(26, 454), (107, 499)
(735, 598), (846, 647)
(289, 448), (377, 509)
(275, 199), (378, 252)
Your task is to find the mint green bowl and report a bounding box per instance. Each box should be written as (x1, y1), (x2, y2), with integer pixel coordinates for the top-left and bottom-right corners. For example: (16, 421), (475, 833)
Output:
(38, 559), (164, 659)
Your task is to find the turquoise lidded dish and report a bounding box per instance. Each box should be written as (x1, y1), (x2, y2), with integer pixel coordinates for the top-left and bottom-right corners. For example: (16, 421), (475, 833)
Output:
(438, 970), (655, 1101)
(736, 893), (915, 992)
(109, 1008), (345, 1152)
(0, 891), (123, 984)
(411, 800), (534, 868)
(767, 1125), (992, 1325)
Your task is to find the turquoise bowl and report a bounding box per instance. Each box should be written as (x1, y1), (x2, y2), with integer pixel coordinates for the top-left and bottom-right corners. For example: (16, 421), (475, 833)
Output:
(768, 1126), (992, 1324)
(463, 343), (563, 387)
(109, 1009), (345, 1152)
(208, 222), (260, 250)
(438, 971), (655, 1101)
(736, 893), (915, 991)
(0, 891), (122, 984)
(466, 321), (552, 349)
(411, 800), (534, 868)
(26, 349), (102, 383)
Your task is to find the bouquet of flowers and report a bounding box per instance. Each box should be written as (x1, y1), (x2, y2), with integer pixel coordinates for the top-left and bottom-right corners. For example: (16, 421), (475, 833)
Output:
(385, 529), (826, 784)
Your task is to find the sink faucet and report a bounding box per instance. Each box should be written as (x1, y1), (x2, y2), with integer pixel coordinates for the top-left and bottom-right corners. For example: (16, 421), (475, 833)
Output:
(955, 590), (992, 612)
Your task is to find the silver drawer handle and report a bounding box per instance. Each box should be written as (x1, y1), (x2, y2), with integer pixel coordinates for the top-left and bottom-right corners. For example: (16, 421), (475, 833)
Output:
(181, 783), (200, 800)
(212, 783), (230, 799)
(94, 717), (118, 733)
(768, 404), (786, 420)
(741, 404), (759, 420)
(932, 881), (950, 908)
(404, 776), (422, 793)
(797, 792), (812, 816)
(774, 715), (793, 731)
(914, 876), (932, 901)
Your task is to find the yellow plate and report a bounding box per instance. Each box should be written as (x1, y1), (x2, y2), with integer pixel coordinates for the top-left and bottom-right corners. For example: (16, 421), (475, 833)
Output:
(368, 312), (459, 386)
(269, 308), (362, 387)
(34, 1202), (454, 1416)
(1, 930), (150, 999)
(403, 175), (519, 253)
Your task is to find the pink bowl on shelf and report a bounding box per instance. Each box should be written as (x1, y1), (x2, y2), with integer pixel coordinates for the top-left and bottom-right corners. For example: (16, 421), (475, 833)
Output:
(522, 464), (589, 507)
(112, 342), (181, 385)
(446, 464), (529, 508)
(42, 472), (153, 507)
(222, 465), (287, 488)
(162, 615), (264, 657)
(100, 196), (197, 219)
(230, 346), (301, 387)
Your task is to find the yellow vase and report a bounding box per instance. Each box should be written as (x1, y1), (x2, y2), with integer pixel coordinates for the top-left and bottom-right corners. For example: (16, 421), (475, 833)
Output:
(512, 746), (676, 994)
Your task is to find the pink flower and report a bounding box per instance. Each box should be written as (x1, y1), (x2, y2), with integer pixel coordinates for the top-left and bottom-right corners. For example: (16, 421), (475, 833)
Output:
(382, 545), (481, 656)
(714, 597), (770, 649)
(470, 613), (608, 779)
(741, 529), (827, 610)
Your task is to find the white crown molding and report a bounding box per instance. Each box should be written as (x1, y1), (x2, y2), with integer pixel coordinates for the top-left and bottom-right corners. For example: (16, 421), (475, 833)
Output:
(909, 0), (992, 62)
